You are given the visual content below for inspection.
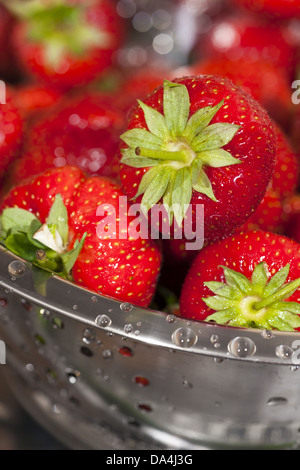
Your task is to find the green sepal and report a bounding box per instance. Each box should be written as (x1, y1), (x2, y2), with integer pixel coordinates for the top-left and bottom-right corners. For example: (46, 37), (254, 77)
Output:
(183, 100), (224, 142)
(47, 194), (69, 246)
(203, 263), (300, 331)
(192, 123), (240, 153)
(0, 208), (39, 239)
(60, 233), (87, 274)
(163, 80), (190, 137)
(137, 100), (169, 139)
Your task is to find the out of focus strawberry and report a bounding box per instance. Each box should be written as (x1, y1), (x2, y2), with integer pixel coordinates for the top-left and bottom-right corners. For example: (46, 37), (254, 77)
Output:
(8, 0), (126, 90)
(10, 91), (125, 185)
(184, 58), (295, 130)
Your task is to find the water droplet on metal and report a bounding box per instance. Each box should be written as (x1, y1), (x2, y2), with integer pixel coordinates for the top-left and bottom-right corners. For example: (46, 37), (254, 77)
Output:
(8, 260), (26, 278)
(120, 302), (133, 312)
(228, 336), (256, 358)
(261, 329), (274, 339)
(182, 380), (193, 389)
(72, 304), (78, 310)
(0, 298), (7, 308)
(102, 349), (113, 359)
(267, 397), (288, 406)
(275, 344), (293, 360)
(95, 314), (112, 328)
(66, 369), (81, 384)
(91, 296), (98, 303)
(172, 327), (198, 348)
(124, 323), (133, 333)
(134, 376), (149, 386)
(166, 314), (176, 323)
(82, 328), (96, 344)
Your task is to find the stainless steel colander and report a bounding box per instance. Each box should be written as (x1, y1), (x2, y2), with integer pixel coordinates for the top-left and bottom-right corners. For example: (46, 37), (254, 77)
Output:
(1, 245), (300, 450)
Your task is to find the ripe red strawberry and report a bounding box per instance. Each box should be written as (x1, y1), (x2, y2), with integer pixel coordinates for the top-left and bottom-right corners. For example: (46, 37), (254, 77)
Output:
(232, 0), (300, 18)
(270, 124), (299, 201)
(69, 177), (161, 306)
(0, 89), (23, 180)
(118, 66), (173, 114)
(185, 58), (295, 130)
(13, 82), (63, 123)
(239, 188), (286, 234)
(119, 76), (276, 246)
(0, 166), (161, 307)
(11, 91), (125, 185)
(282, 195), (300, 243)
(10, 0), (126, 90)
(180, 230), (300, 331)
(193, 13), (298, 80)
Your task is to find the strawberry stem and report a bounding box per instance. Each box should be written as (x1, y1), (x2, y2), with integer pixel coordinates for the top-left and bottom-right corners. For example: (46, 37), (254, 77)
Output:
(135, 146), (190, 164)
(253, 278), (300, 311)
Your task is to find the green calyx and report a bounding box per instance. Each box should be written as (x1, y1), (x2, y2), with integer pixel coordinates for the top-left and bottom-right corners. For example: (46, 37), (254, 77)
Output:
(5, 0), (112, 67)
(203, 263), (300, 331)
(0, 195), (86, 279)
(120, 80), (241, 227)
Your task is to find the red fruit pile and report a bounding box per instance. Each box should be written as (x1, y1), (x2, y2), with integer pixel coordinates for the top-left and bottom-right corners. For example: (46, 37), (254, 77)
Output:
(0, 0), (300, 331)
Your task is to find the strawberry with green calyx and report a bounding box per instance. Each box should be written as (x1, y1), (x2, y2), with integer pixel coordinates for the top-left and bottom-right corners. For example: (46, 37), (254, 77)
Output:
(119, 75), (276, 245)
(7, 0), (125, 90)
(10, 91), (125, 186)
(180, 231), (300, 331)
(0, 165), (162, 307)
(0, 194), (86, 279)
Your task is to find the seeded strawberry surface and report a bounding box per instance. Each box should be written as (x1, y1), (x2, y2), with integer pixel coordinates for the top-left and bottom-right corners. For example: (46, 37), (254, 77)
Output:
(119, 75), (276, 245)
(0, 90), (23, 180)
(0, 165), (161, 307)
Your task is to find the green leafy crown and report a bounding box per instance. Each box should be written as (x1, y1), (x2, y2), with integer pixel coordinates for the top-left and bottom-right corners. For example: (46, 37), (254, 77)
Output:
(0, 195), (86, 279)
(120, 80), (241, 227)
(4, 0), (112, 67)
(203, 262), (300, 331)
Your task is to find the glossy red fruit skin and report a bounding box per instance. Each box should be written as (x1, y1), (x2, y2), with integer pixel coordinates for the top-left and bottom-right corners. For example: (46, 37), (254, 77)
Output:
(12, 0), (126, 90)
(0, 89), (23, 180)
(187, 58), (295, 131)
(194, 14), (298, 80)
(232, 0), (300, 18)
(0, 166), (162, 308)
(119, 75), (276, 245)
(13, 83), (63, 123)
(11, 92), (125, 185)
(68, 177), (162, 308)
(239, 188), (286, 234)
(0, 165), (86, 223)
(180, 230), (300, 322)
(270, 124), (299, 201)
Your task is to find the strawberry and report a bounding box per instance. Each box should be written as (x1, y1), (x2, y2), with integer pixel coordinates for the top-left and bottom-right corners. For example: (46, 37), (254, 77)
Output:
(9, 0), (126, 90)
(0, 88), (23, 181)
(193, 13), (298, 80)
(185, 58), (295, 130)
(11, 91), (125, 185)
(180, 230), (300, 331)
(282, 195), (300, 243)
(0, 166), (161, 307)
(69, 177), (161, 307)
(13, 82), (63, 123)
(270, 124), (299, 201)
(239, 188), (286, 234)
(119, 76), (276, 246)
(232, 0), (300, 19)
